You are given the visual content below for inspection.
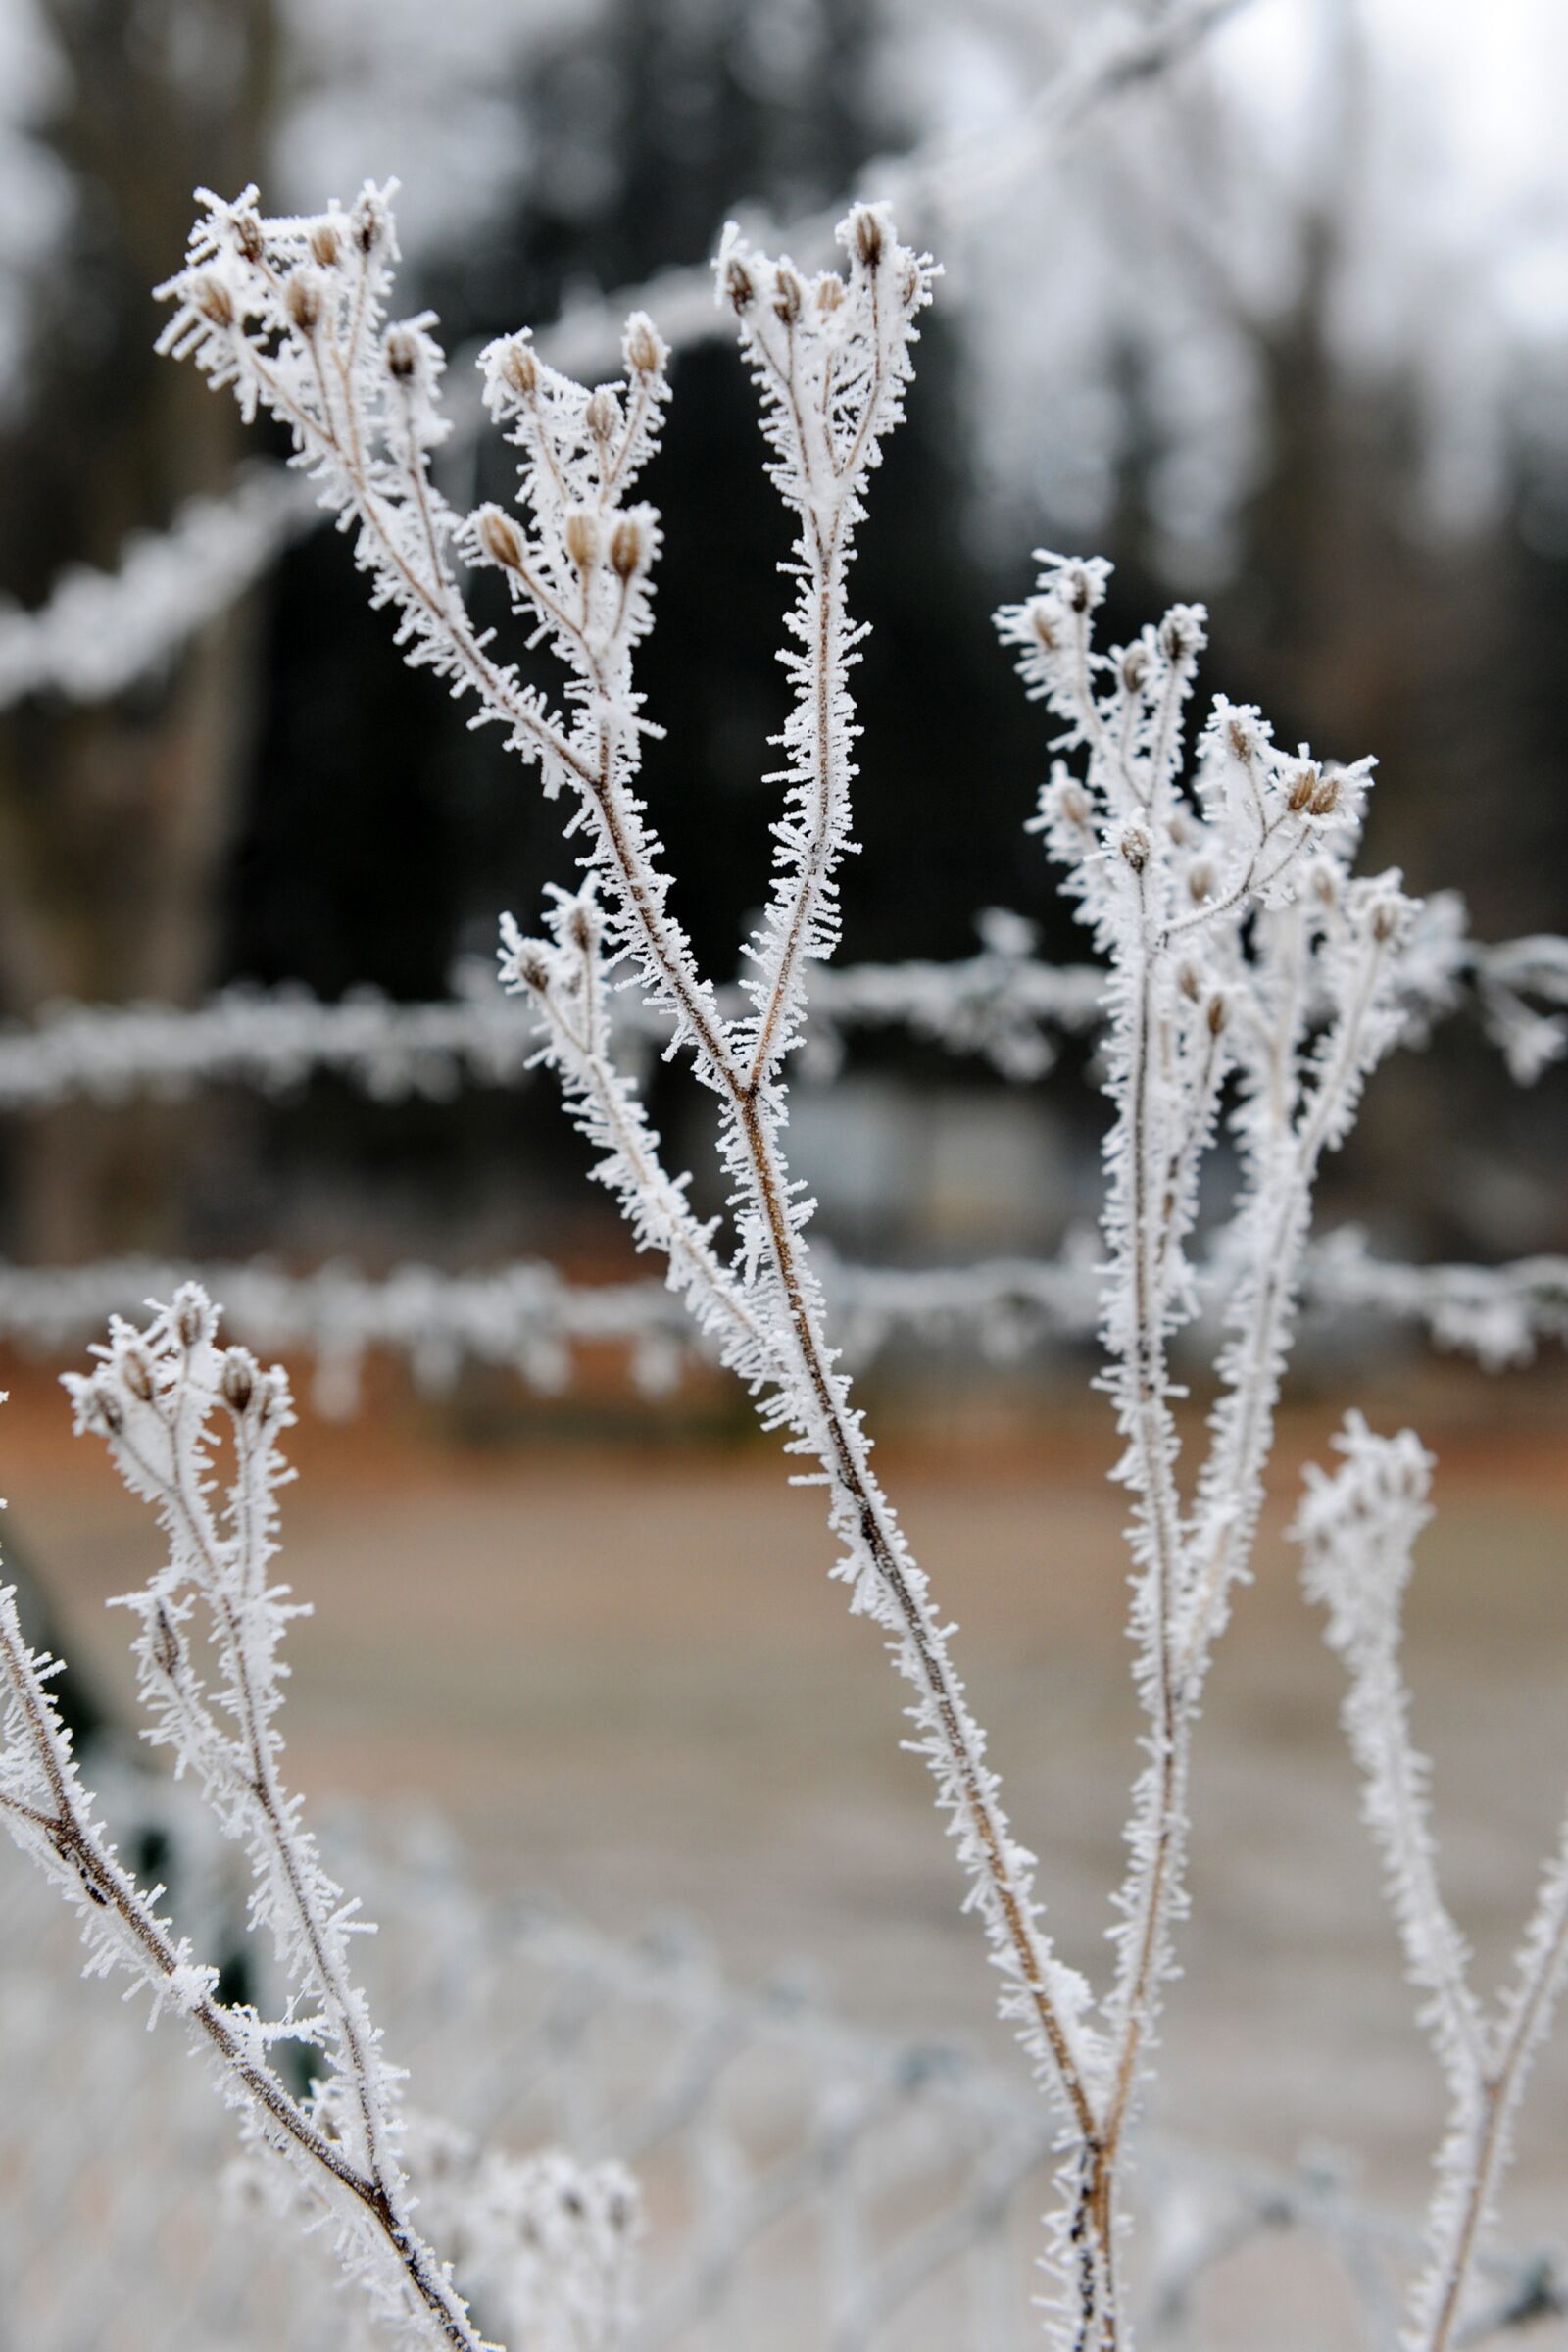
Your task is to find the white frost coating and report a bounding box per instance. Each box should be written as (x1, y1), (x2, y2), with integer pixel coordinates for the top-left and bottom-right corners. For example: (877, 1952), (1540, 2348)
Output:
(1297, 1418), (1568, 2352)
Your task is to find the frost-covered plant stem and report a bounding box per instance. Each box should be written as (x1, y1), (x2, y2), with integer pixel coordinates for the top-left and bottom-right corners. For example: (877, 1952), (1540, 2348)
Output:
(0, 1562), (485, 2344)
(1297, 1419), (1568, 2351)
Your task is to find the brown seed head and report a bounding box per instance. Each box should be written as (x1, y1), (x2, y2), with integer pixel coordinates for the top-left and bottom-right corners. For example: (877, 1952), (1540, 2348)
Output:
(1206, 993), (1228, 1037)
(91, 1384), (123, 1436)
(1178, 960), (1202, 1004)
(585, 387), (620, 443)
(772, 264), (804, 324)
(1371, 899), (1400, 944)
(309, 221), (341, 269)
(815, 273), (846, 315)
(120, 1348), (154, 1403)
(221, 1351), (255, 1414)
(1029, 601), (1059, 654)
(723, 256), (755, 315)
(1287, 765), (1318, 812)
(233, 212), (265, 265)
(1308, 772), (1342, 819)
(176, 1296), (208, 1349)
(1058, 781), (1092, 829)
(624, 314), (664, 376)
(610, 515), (647, 581)
(850, 207), (885, 270)
(1188, 858), (1216, 903)
(384, 324), (420, 382)
(1158, 612), (1194, 663)
(1119, 644), (1151, 695)
(499, 338), (539, 399)
(283, 270), (322, 336)
(476, 505), (525, 571)
(1120, 825), (1151, 873)
(564, 510), (600, 573)
(1225, 714), (1255, 763)
(514, 947), (551, 993)
(194, 273), (235, 329)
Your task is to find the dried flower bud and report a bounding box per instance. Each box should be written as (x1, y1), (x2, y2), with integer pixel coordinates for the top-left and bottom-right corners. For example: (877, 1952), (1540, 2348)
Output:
(221, 1351), (255, 1414)
(1225, 713), (1257, 764)
(723, 256), (755, 314)
(1028, 601), (1060, 655)
(1058, 781), (1092, 829)
(1168, 811), (1193, 846)
(1120, 825), (1151, 873)
(384, 324), (420, 382)
(475, 505), (525, 571)
(514, 947), (551, 993)
(499, 338), (539, 399)
(1119, 644), (1151, 695)
(176, 1295), (208, 1349)
(1371, 899), (1400, 944)
(193, 274), (235, 329)
(772, 264), (804, 323)
(1287, 765), (1318, 812)
(120, 1348), (154, 1403)
(233, 212), (265, 265)
(1206, 993), (1228, 1037)
(849, 207), (885, 271)
(283, 270), (322, 336)
(1188, 858), (1216, 903)
(309, 221), (341, 269)
(815, 273), (845, 315)
(897, 256), (923, 309)
(1158, 612), (1195, 662)
(568, 904), (597, 956)
(623, 314), (664, 376)
(1178, 960), (1202, 1003)
(585, 387), (620, 443)
(1061, 564), (1099, 615)
(564, 510), (600, 573)
(610, 515), (647, 580)
(90, 1384), (123, 1436)
(351, 186), (390, 257)
(1308, 772), (1342, 819)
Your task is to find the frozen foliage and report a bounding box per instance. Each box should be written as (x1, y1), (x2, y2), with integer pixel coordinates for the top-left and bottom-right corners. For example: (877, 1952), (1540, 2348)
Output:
(0, 1290), (637, 2351)
(149, 179), (1568, 2347)
(1297, 1418), (1568, 2350)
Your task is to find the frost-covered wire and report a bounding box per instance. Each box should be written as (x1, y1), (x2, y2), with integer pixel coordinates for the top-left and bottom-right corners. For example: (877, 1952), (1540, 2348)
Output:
(1297, 1417), (1568, 2352)
(0, 468), (314, 710)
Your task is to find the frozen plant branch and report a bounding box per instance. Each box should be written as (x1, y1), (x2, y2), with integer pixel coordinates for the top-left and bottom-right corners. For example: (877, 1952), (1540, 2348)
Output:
(1, 1291), (490, 2347)
(1296, 1417), (1568, 2352)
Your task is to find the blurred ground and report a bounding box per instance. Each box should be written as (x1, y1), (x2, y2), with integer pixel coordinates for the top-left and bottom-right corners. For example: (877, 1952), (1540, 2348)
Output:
(7, 1349), (1568, 2266)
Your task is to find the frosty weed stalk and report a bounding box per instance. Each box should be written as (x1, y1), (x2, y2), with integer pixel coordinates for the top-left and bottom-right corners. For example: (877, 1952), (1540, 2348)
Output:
(0, 176), (1560, 2352)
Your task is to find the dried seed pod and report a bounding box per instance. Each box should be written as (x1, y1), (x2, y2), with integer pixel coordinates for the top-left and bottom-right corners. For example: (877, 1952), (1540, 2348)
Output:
(815, 273), (845, 315)
(232, 212), (265, 265)
(499, 338), (539, 399)
(772, 264), (804, 324)
(623, 315), (664, 377)
(849, 206), (885, 270)
(1206, 993), (1229, 1036)
(309, 221), (341, 269)
(1188, 858), (1216, 903)
(384, 324), (420, 382)
(221, 1351), (255, 1414)
(585, 387), (620, 443)
(723, 256), (755, 315)
(283, 270), (322, 336)
(564, 510), (600, 573)
(610, 516), (647, 580)
(476, 505), (526, 571)
(120, 1348), (154, 1403)
(1120, 825), (1151, 873)
(194, 274), (235, 329)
